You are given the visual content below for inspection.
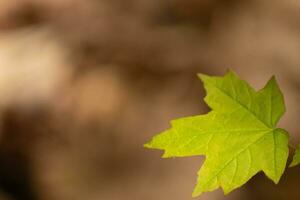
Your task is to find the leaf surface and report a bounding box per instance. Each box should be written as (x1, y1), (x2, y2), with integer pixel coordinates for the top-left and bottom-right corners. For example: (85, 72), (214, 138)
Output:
(145, 71), (289, 197)
(290, 145), (300, 167)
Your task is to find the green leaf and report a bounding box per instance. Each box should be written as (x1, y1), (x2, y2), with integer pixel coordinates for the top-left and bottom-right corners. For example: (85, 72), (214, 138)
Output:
(290, 145), (300, 167)
(144, 71), (289, 197)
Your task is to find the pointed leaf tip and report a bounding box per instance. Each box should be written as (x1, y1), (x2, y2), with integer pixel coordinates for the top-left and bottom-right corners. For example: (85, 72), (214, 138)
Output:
(290, 145), (300, 167)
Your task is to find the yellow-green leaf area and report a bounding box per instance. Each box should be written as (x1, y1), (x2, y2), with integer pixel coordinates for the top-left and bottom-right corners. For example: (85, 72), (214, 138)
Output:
(290, 145), (300, 167)
(144, 71), (289, 197)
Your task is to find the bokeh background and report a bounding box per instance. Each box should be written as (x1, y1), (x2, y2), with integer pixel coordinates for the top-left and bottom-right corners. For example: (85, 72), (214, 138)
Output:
(0, 0), (299, 200)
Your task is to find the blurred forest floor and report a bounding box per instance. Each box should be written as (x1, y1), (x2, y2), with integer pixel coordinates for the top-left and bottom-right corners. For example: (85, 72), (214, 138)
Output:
(0, 0), (299, 200)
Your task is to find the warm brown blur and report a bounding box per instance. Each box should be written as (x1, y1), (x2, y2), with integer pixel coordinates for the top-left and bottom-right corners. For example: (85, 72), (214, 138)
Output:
(0, 0), (299, 200)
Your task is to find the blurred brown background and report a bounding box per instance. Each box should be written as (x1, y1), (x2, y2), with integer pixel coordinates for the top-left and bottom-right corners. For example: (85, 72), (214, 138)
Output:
(0, 0), (299, 200)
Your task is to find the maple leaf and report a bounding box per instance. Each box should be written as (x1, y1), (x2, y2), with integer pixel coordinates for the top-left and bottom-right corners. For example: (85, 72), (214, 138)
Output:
(290, 145), (300, 167)
(144, 71), (289, 197)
